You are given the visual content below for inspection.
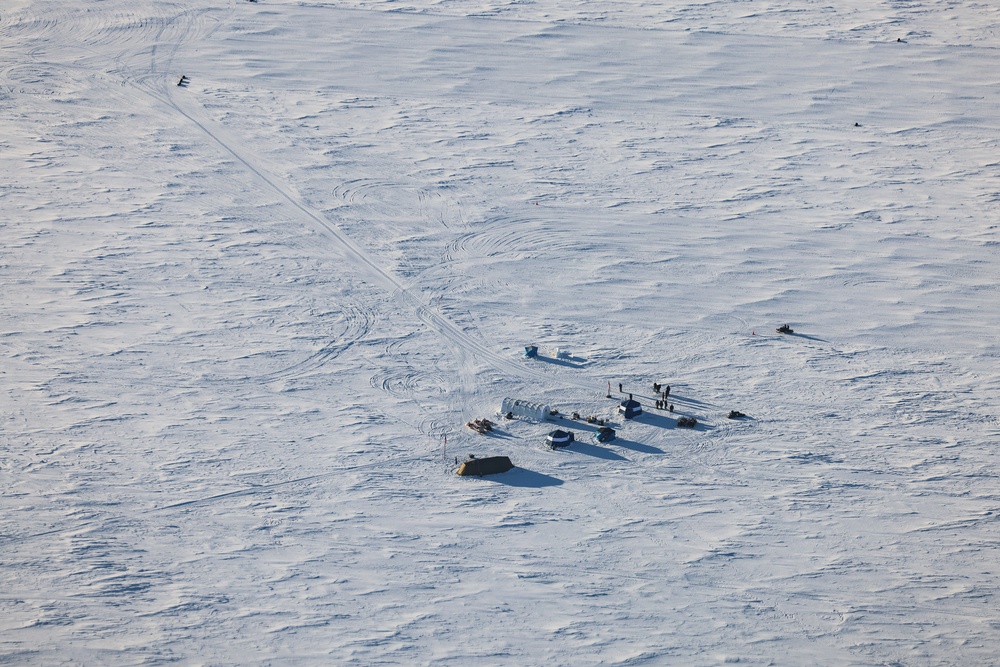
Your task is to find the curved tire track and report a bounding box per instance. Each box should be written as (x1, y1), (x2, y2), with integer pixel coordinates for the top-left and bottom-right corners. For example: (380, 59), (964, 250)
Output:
(256, 301), (376, 382)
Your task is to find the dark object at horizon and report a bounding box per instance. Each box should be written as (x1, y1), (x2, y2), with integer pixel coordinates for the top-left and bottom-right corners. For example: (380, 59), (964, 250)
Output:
(456, 456), (514, 477)
(728, 410), (747, 419)
(777, 324), (794, 334)
(677, 416), (697, 428)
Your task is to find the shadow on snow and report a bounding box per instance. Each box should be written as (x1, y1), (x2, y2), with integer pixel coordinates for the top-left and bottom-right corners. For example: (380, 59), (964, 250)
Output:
(632, 411), (714, 432)
(786, 331), (829, 343)
(631, 412), (675, 429)
(612, 438), (663, 454)
(532, 354), (588, 369)
(562, 441), (628, 461)
(488, 467), (564, 487)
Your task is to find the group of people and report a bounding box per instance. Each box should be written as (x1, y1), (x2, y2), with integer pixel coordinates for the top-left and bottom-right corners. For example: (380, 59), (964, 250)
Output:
(620, 381), (674, 412)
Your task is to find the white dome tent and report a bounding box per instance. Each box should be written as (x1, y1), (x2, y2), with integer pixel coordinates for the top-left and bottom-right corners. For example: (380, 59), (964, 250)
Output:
(500, 397), (552, 422)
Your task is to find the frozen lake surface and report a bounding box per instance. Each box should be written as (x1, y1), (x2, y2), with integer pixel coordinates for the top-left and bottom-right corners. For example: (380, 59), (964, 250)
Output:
(2, 0), (1000, 664)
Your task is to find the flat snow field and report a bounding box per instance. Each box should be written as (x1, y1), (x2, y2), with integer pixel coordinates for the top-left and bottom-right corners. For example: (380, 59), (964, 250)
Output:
(2, 0), (1000, 664)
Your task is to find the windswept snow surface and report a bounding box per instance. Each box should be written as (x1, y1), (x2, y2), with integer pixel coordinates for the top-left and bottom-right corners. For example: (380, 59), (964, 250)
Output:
(3, 0), (1000, 664)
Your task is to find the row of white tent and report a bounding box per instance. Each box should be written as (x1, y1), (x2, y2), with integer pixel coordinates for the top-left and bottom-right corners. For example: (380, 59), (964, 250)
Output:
(501, 396), (641, 422)
(500, 397), (552, 422)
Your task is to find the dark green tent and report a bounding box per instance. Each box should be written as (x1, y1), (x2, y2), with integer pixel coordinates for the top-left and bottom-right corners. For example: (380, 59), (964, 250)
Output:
(456, 456), (514, 477)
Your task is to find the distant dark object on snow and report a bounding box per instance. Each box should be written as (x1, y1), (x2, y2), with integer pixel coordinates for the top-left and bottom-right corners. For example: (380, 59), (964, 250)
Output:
(524, 345), (538, 358)
(466, 418), (494, 434)
(546, 429), (575, 449)
(456, 456), (514, 477)
(777, 324), (794, 334)
(728, 410), (747, 420)
(677, 416), (697, 428)
(177, 75), (190, 87)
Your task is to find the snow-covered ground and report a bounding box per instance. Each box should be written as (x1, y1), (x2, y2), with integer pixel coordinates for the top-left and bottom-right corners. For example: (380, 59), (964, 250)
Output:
(3, 0), (1000, 664)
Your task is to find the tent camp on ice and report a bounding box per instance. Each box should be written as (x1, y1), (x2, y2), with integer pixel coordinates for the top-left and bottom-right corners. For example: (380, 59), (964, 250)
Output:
(618, 398), (642, 419)
(456, 456), (514, 477)
(501, 397), (552, 422)
(546, 429), (574, 449)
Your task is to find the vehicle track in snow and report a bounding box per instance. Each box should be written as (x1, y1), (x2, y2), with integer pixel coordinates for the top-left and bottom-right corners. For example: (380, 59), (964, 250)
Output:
(127, 44), (601, 395)
(441, 213), (580, 263)
(252, 301), (376, 383)
(331, 177), (461, 230)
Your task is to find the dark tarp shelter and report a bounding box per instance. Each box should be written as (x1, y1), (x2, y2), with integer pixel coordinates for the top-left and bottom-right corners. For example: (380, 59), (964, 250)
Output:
(618, 398), (642, 419)
(546, 429), (574, 448)
(456, 456), (514, 477)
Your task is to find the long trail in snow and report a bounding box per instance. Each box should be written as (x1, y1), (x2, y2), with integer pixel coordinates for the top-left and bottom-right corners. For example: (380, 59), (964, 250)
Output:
(145, 68), (599, 394)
